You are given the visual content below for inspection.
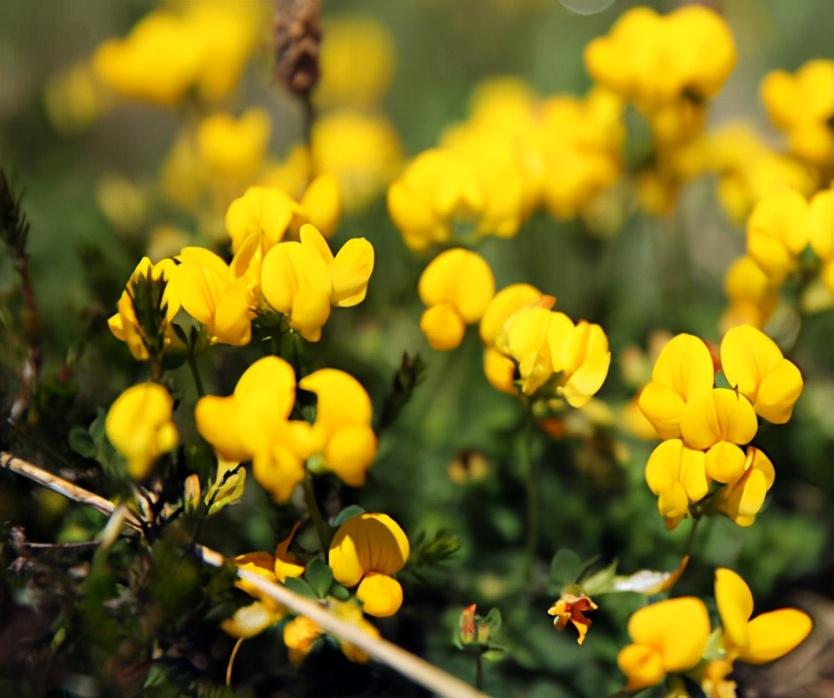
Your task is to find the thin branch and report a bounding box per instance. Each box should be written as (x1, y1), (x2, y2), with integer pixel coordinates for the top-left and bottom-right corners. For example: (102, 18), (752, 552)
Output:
(0, 451), (488, 698)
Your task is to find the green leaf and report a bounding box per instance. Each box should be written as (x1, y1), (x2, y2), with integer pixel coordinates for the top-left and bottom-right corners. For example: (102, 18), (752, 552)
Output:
(482, 607), (502, 633)
(333, 504), (365, 527)
(330, 584), (351, 601)
(581, 559), (619, 596)
(284, 577), (318, 599)
(68, 425), (95, 458)
(548, 548), (583, 592)
(305, 558), (334, 598)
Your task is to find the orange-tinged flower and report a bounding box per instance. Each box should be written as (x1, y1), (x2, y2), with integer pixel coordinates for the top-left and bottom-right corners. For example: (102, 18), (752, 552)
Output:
(547, 593), (598, 646)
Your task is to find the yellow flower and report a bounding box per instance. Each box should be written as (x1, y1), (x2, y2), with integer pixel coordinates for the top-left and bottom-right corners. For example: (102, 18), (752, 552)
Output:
(283, 615), (323, 665)
(260, 224), (373, 341)
(92, 11), (202, 106)
(316, 16), (395, 109)
(43, 60), (111, 134)
(584, 6), (736, 109)
(418, 248), (495, 351)
(170, 247), (254, 346)
(312, 110), (404, 213)
(720, 325), (803, 424)
(195, 356), (310, 502)
(479, 284), (550, 392)
(761, 59), (834, 165)
(108, 257), (180, 361)
(809, 185), (834, 295)
(331, 599), (382, 664)
(105, 382), (178, 480)
(298, 369), (377, 487)
(638, 333), (715, 440)
(715, 568), (812, 664)
(196, 108), (271, 187)
(547, 592), (598, 646)
(496, 306), (611, 405)
(715, 447), (775, 527)
(328, 513), (410, 618)
(222, 525), (305, 639)
(722, 256), (778, 331)
(387, 149), (484, 251)
(645, 439), (709, 529)
(679, 388), (758, 452)
(617, 596), (711, 691)
(746, 189), (811, 283)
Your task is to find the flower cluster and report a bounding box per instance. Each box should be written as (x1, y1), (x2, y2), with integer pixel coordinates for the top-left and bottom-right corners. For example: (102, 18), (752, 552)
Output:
(388, 77), (623, 251)
(223, 512), (409, 664)
(585, 5), (736, 214)
(618, 568), (812, 694)
(638, 326), (803, 529)
(723, 185), (834, 329)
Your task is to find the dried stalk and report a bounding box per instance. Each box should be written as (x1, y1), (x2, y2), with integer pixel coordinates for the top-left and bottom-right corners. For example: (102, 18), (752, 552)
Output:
(0, 450), (488, 698)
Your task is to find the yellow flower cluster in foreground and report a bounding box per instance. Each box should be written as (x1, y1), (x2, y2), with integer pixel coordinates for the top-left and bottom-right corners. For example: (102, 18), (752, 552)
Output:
(618, 569), (812, 693)
(638, 326), (802, 528)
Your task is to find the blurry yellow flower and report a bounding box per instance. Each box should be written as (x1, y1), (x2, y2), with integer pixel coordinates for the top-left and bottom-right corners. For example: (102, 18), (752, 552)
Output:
(43, 60), (111, 134)
(108, 257), (179, 361)
(722, 256), (778, 331)
(329, 513), (409, 618)
(645, 439), (709, 529)
(547, 592), (598, 646)
(585, 6), (736, 109)
(105, 382), (178, 480)
(715, 568), (812, 664)
(299, 368), (377, 487)
(261, 145), (312, 201)
(746, 189), (810, 283)
(715, 446), (775, 527)
(617, 596), (710, 692)
(418, 248), (495, 350)
(388, 149), (484, 251)
(260, 224), (373, 341)
(312, 110), (404, 212)
(222, 525), (305, 639)
(332, 599), (381, 663)
(161, 129), (203, 211)
(316, 16), (395, 109)
(720, 325), (803, 424)
(622, 396), (659, 440)
(195, 357), (310, 502)
(170, 247), (254, 346)
(147, 225), (193, 263)
(197, 108), (271, 186)
(638, 333), (715, 439)
(762, 59), (834, 165)
(283, 615), (323, 664)
(92, 11), (202, 106)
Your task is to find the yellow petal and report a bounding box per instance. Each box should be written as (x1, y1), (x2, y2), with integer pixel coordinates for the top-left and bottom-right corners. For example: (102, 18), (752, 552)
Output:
(680, 388), (758, 450)
(617, 643), (665, 692)
(221, 601), (283, 639)
(420, 304), (466, 350)
(705, 441), (747, 484)
(324, 425), (377, 487)
(628, 597), (711, 672)
(329, 513), (410, 586)
(739, 608), (813, 664)
(283, 615), (323, 665)
(300, 174), (341, 237)
(755, 359), (803, 424)
(418, 248), (495, 323)
(356, 573), (403, 617)
(330, 237), (375, 307)
(252, 444), (305, 503)
(715, 567), (754, 651)
(479, 283), (543, 345)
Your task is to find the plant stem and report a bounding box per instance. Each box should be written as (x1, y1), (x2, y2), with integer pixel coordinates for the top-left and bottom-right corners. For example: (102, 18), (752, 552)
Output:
(187, 349), (205, 397)
(684, 516), (703, 557)
(521, 413), (539, 579)
(474, 652), (484, 691)
(302, 472), (331, 553)
(0, 449), (486, 698)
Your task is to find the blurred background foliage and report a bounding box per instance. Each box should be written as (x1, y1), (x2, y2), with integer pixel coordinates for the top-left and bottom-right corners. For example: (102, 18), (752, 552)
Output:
(1, 0), (834, 696)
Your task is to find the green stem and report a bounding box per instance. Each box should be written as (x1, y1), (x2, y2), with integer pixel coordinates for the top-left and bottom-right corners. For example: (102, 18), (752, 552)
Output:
(187, 349), (205, 398)
(474, 651), (484, 691)
(302, 473), (331, 554)
(521, 413), (539, 579)
(684, 516), (702, 557)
